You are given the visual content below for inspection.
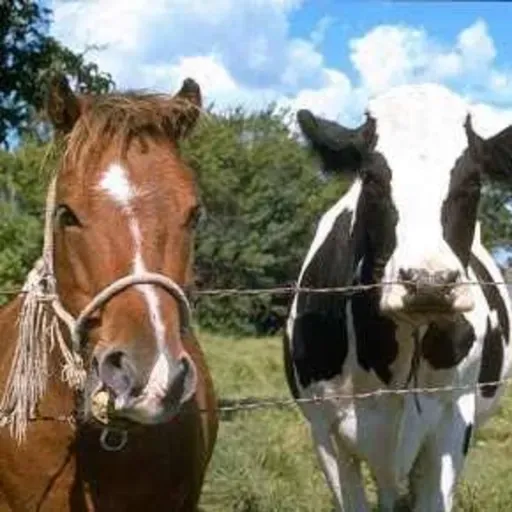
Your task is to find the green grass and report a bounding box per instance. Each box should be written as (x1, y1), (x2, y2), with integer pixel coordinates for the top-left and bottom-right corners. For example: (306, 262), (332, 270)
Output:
(198, 331), (512, 511)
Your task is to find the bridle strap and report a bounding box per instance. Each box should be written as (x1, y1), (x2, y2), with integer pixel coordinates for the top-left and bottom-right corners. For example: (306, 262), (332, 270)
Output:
(71, 272), (192, 352)
(41, 177), (193, 381)
(2, 169), (194, 444)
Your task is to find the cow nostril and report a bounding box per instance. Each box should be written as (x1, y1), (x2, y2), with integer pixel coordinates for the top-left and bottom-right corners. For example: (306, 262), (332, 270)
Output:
(399, 268), (415, 283)
(445, 270), (460, 284)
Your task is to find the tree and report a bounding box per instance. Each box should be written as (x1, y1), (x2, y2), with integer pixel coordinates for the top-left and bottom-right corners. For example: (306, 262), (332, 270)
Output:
(0, 138), (54, 299)
(480, 184), (512, 254)
(183, 106), (348, 334)
(0, 0), (114, 146)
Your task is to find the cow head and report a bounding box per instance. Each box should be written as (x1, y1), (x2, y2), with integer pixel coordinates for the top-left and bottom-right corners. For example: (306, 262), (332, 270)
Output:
(298, 84), (512, 324)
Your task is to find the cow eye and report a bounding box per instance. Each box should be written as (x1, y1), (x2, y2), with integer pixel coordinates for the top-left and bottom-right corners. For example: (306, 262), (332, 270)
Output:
(55, 204), (81, 228)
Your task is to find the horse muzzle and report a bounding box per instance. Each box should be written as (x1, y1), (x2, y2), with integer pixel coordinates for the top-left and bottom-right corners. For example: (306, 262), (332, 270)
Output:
(90, 348), (197, 426)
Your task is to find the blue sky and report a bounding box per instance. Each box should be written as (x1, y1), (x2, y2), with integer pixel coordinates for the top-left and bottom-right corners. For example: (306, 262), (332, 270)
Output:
(47, 1), (512, 127)
(290, 2), (512, 85)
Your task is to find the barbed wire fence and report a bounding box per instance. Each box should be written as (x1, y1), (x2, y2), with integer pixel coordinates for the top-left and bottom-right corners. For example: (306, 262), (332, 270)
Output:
(0, 278), (511, 417)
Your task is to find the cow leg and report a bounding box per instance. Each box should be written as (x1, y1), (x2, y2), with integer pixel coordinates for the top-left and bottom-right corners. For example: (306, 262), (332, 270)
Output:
(410, 393), (475, 512)
(310, 423), (368, 512)
(376, 485), (403, 512)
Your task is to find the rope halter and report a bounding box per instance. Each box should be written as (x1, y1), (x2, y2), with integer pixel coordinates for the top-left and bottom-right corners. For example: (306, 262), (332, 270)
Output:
(0, 174), (193, 445)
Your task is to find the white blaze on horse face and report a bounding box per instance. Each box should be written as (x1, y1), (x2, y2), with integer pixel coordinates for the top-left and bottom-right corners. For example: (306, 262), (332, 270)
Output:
(98, 162), (136, 207)
(98, 162), (170, 388)
(368, 84), (472, 312)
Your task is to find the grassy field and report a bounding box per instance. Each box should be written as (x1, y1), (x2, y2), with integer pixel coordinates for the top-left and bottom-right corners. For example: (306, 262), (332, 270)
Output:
(198, 331), (512, 512)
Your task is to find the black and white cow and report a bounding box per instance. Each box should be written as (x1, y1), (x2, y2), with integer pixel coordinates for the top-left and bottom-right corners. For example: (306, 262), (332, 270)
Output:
(284, 83), (512, 511)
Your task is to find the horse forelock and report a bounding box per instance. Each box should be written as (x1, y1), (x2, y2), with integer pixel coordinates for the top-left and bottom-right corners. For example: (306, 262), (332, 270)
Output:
(61, 92), (201, 174)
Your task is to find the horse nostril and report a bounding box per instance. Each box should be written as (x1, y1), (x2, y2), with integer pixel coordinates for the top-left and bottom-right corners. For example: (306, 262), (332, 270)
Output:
(165, 356), (197, 406)
(105, 351), (124, 370)
(97, 349), (136, 398)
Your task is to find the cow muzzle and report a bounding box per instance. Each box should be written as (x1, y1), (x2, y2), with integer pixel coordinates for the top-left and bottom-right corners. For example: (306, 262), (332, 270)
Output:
(381, 267), (475, 319)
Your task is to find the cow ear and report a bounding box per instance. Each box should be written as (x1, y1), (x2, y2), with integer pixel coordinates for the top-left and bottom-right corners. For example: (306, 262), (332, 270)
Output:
(45, 75), (82, 134)
(465, 114), (512, 183)
(297, 110), (377, 174)
(481, 124), (512, 183)
(170, 78), (202, 140)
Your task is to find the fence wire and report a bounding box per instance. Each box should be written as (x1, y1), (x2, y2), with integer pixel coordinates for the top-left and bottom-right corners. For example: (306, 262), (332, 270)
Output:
(215, 377), (512, 414)
(0, 277), (511, 416)
(0, 279), (511, 298)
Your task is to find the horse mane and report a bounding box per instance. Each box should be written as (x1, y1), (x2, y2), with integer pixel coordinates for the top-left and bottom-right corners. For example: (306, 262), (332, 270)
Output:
(64, 91), (200, 168)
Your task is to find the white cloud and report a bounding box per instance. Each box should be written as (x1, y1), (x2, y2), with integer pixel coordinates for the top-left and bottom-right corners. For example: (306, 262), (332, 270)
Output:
(283, 70), (354, 120)
(141, 55), (284, 111)
(349, 25), (430, 96)
(50, 0), (309, 93)
(49, 1), (512, 135)
(49, 0), (336, 111)
(456, 19), (496, 67)
(469, 102), (512, 138)
(310, 16), (335, 46)
(281, 39), (325, 89)
(348, 19), (511, 103)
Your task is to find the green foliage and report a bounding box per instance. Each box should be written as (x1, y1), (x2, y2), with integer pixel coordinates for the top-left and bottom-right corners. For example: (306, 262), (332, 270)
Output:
(0, 0), (114, 146)
(199, 332), (334, 512)
(0, 139), (55, 300)
(479, 184), (512, 253)
(182, 106), (347, 335)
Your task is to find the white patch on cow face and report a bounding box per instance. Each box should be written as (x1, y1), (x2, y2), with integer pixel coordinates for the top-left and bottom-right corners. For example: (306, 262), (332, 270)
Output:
(98, 162), (172, 413)
(367, 84), (474, 315)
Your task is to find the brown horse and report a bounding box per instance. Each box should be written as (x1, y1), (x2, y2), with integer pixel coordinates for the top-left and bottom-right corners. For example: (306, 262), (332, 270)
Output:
(0, 76), (218, 511)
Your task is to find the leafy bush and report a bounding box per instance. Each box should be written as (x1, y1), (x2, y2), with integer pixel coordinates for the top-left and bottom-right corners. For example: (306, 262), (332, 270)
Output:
(183, 106), (345, 334)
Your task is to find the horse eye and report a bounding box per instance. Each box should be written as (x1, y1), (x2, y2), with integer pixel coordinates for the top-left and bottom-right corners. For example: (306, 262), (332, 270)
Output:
(55, 205), (81, 228)
(187, 205), (203, 229)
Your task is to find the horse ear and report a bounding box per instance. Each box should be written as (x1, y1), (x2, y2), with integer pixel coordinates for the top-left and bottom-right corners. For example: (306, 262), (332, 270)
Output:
(171, 78), (202, 139)
(45, 75), (82, 134)
(465, 114), (512, 183)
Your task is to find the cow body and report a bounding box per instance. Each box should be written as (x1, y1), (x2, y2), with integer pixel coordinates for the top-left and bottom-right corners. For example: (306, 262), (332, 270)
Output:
(285, 84), (512, 511)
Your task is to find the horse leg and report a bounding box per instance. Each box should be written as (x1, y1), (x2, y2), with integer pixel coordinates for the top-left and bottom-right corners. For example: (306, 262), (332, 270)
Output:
(410, 393), (475, 512)
(310, 420), (369, 512)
